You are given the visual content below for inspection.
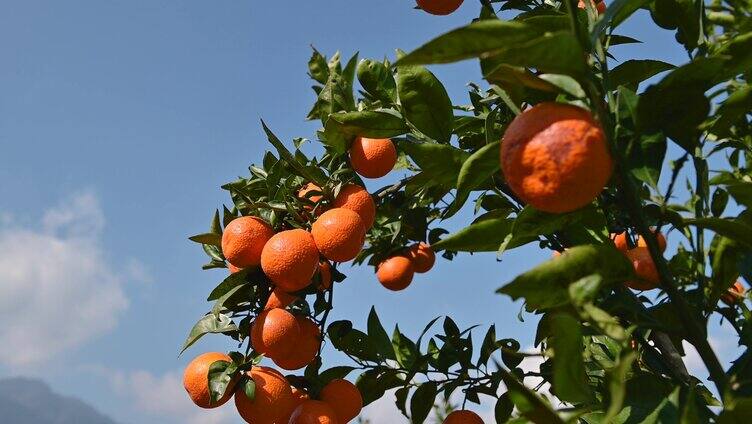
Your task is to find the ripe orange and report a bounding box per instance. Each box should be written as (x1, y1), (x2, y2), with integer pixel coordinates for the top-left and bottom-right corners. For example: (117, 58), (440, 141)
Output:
(289, 400), (339, 424)
(264, 288), (297, 310)
(272, 316), (321, 370)
(408, 242), (435, 273)
(637, 230), (667, 253)
(500, 102), (612, 213)
(251, 308), (300, 358)
(261, 229), (320, 292)
(299, 183), (326, 214)
(318, 260), (333, 291)
(320, 379), (363, 423)
(721, 281), (746, 306)
(332, 184), (376, 229)
(578, 0), (606, 14)
(222, 216), (275, 268)
(183, 352), (235, 409)
(234, 366), (297, 424)
(416, 0), (464, 15)
(377, 256), (415, 291)
(444, 410), (484, 424)
(624, 247), (660, 291)
(349, 137), (397, 179)
(311, 208), (366, 262)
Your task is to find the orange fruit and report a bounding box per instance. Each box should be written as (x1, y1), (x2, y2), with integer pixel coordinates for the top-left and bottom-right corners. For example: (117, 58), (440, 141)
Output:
(721, 281), (746, 306)
(500, 102), (612, 213)
(264, 288), (298, 310)
(261, 229), (320, 292)
(578, 0), (606, 14)
(444, 410), (484, 424)
(624, 247), (660, 291)
(377, 256), (414, 291)
(251, 308), (300, 358)
(332, 184), (376, 229)
(637, 230), (667, 253)
(272, 316), (321, 370)
(318, 260), (333, 291)
(299, 183), (326, 214)
(234, 366), (297, 424)
(289, 400), (339, 424)
(408, 242), (435, 273)
(349, 137), (397, 179)
(320, 379), (363, 423)
(612, 232), (630, 252)
(416, 0), (464, 15)
(311, 208), (366, 262)
(222, 216), (275, 268)
(183, 352), (236, 409)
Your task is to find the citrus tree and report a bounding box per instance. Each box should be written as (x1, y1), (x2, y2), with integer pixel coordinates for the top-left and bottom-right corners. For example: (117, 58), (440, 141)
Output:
(181, 0), (752, 422)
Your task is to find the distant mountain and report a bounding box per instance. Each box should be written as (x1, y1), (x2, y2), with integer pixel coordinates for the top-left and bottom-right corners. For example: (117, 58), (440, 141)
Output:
(0, 377), (119, 424)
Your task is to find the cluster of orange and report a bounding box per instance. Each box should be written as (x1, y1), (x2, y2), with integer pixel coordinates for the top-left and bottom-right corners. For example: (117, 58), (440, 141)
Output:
(414, 0), (604, 17)
(377, 242), (436, 291)
(185, 353), (362, 423)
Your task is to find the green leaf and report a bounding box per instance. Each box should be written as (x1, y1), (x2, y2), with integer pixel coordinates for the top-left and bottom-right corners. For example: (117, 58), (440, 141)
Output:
(243, 378), (256, 402)
(446, 141), (501, 218)
(207, 269), (250, 301)
(410, 382), (438, 424)
(627, 133), (667, 189)
(261, 120), (326, 186)
(609, 60), (675, 88)
(478, 325), (498, 367)
(499, 368), (565, 424)
(581, 303), (628, 341)
(396, 64), (454, 143)
(537, 74), (586, 98)
(392, 325), (420, 369)
(592, 0), (656, 38)
(495, 392), (514, 423)
(603, 352), (638, 423)
(432, 216), (518, 252)
(483, 31), (588, 77)
(211, 283), (248, 315)
(498, 244), (633, 310)
(710, 86), (752, 137)
(180, 313), (237, 354)
(717, 396), (752, 423)
(328, 109), (408, 140)
(682, 217), (752, 249)
(308, 47), (329, 84)
(356, 368), (404, 407)
(368, 307), (397, 361)
(549, 313), (592, 403)
(397, 20), (541, 66)
(327, 320), (381, 362)
(636, 86), (709, 152)
(357, 59), (396, 102)
(208, 359), (237, 404)
(401, 142), (470, 188)
(189, 233), (222, 247)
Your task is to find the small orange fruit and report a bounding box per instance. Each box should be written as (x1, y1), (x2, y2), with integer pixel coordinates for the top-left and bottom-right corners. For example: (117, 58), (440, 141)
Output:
(500, 102), (612, 213)
(183, 352), (235, 408)
(416, 0), (464, 15)
(624, 247), (660, 291)
(721, 281), (746, 306)
(578, 0), (606, 14)
(234, 366), (297, 424)
(222, 216), (275, 268)
(318, 260), (333, 291)
(272, 316), (321, 370)
(320, 379), (363, 423)
(637, 230), (667, 253)
(250, 308), (300, 358)
(377, 256), (415, 291)
(261, 229), (320, 292)
(408, 242), (435, 273)
(299, 183), (326, 214)
(612, 232), (630, 252)
(264, 288), (297, 310)
(332, 184), (376, 229)
(289, 400), (339, 424)
(349, 137), (397, 179)
(311, 208), (366, 262)
(444, 410), (484, 424)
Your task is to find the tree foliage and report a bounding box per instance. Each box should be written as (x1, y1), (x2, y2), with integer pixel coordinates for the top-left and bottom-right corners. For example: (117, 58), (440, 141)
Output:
(186, 0), (752, 422)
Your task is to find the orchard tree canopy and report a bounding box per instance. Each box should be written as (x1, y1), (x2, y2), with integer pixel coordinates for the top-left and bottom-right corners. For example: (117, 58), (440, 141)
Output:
(183, 0), (752, 422)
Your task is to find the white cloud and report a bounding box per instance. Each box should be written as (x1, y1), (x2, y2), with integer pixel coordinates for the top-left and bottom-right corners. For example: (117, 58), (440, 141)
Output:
(0, 192), (129, 367)
(107, 368), (238, 424)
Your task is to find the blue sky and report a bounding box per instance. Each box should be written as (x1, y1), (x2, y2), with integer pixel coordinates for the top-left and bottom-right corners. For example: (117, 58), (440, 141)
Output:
(0, 1), (741, 423)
